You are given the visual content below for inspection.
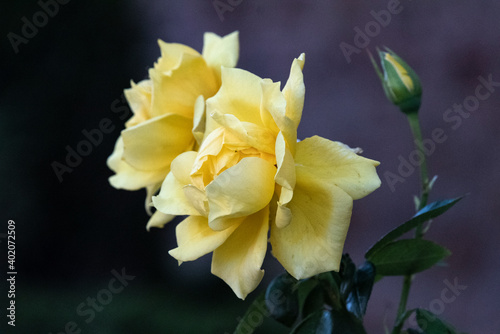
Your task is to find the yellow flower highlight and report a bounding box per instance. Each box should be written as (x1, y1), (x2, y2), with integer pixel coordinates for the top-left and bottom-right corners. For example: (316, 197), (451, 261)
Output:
(107, 32), (239, 227)
(384, 52), (414, 92)
(152, 54), (381, 299)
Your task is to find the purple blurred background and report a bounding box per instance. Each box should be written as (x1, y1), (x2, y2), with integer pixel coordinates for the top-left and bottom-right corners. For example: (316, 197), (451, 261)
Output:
(140, 1), (500, 332)
(2, 0), (499, 333)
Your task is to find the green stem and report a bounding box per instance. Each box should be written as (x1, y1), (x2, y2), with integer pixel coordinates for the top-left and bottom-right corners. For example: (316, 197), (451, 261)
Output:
(392, 275), (413, 334)
(393, 111), (431, 334)
(406, 112), (430, 224)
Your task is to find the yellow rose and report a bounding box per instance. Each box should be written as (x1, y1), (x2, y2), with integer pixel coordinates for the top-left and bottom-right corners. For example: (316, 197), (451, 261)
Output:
(153, 54), (381, 299)
(107, 32), (239, 226)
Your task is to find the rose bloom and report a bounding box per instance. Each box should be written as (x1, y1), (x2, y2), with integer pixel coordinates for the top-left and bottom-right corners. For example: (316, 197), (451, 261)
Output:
(153, 54), (381, 299)
(107, 32), (239, 227)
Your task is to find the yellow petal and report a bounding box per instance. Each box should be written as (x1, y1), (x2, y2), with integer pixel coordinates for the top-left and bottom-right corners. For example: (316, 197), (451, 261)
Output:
(202, 31), (239, 83)
(212, 206), (269, 300)
(155, 40), (200, 72)
(210, 112), (276, 155)
(192, 95), (206, 147)
(206, 67), (264, 127)
(170, 151), (199, 185)
(152, 173), (199, 216)
(275, 203), (292, 229)
(274, 132), (296, 193)
(183, 185), (209, 217)
(124, 80), (152, 128)
(121, 113), (195, 171)
(295, 136), (381, 200)
(270, 170), (354, 279)
(107, 137), (167, 190)
(169, 215), (240, 263)
(283, 54), (305, 129)
(146, 210), (175, 230)
(152, 152), (200, 216)
(206, 157), (276, 230)
(150, 53), (218, 119)
(259, 79), (282, 135)
(261, 80), (297, 153)
(274, 132), (296, 229)
(145, 182), (161, 215)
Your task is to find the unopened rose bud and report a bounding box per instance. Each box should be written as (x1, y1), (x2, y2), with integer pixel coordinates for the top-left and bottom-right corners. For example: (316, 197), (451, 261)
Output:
(370, 48), (422, 114)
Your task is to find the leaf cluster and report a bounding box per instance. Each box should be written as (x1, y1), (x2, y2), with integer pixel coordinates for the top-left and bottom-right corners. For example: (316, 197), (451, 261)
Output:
(233, 197), (466, 333)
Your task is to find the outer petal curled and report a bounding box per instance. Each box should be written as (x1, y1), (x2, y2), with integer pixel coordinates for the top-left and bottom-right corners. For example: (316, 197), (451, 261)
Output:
(283, 53), (305, 129)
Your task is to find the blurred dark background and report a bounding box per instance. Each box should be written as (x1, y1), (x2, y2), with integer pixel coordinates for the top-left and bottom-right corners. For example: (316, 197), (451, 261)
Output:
(1, 1), (499, 333)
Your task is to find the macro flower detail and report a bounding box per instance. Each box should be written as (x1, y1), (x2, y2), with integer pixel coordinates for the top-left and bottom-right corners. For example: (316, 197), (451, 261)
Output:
(107, 32), (239, 227)
(152, 54), (381, 299)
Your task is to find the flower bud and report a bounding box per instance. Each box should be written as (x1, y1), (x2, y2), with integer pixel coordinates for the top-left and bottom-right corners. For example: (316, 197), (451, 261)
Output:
(370, 48), (422, 114)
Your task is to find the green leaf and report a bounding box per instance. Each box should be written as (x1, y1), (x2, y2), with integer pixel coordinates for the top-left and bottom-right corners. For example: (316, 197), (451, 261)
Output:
(340, 254), (357, 300)
(317, 271), (342, 310)
(302, 284), (327, 319)
(317, 271), (340, 292)
(291, 308), (367, 334)
(407, 329), (424, 334)
(296, 278), (320, 316)
(265, 272), (299, 327)
(365, 197), (463, 259)
(330, 308), (367, 334)
(369, 239), (451, 276)
(415, 309), (464, 334)
(291, 309), (334, 334)
(345, 261), (376, 320)
(293, 301), (367, 333)
(233, 291), (267, 334)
